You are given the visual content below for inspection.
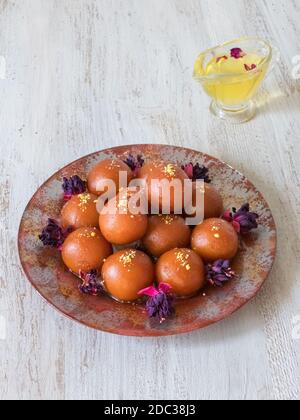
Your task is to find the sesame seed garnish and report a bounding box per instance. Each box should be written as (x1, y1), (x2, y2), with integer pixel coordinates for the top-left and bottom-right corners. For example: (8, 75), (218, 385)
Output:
(175, 250), (191, 269)
(163, 163), (176, 177)
(77, 193), (91, 212)
(78, 228), (97, 239)
(160, 215), (175, 225)
(78, 193), (91, 203)
(108, 160), (121, 170)
(120, 250), (137, 267)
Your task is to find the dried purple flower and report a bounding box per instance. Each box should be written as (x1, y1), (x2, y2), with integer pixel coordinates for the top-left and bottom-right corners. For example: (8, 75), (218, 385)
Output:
(138, 283), (175, 323)
(39, 219), (72, 249)
(216, 55), (228, 63)
(230, 47), (246, 59)
(79, 269), (104, 296)
(223, 203), (259, 234)
(182, 163), (211, 183)
(244, 63), (257, 71)
(123, 154), (145, 176)
(206, 259), (237, 287)
(62, 175), (86, 200)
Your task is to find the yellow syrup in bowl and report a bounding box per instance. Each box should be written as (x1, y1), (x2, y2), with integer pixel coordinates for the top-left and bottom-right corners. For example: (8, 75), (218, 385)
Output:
(194, 52), (267, 106)
(193, 38), (274, 123)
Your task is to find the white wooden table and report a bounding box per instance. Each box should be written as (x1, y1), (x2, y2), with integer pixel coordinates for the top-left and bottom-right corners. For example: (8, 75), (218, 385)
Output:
(1, 0), (300, 401)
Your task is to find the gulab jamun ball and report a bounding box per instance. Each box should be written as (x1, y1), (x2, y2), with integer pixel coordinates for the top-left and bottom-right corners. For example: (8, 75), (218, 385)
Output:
(87, 158), (133, 196)
(60, 193), (99, 230)
(138, 160), (189, 213)
(191, 218), (239, 262)
(191, 182), (224, 219)
(142, 215), (191, 258)
(102, 249), (155, 302)
(99, 188), (148, 245)
(156, 248), (206, 297)
(61, 227), (113, 275)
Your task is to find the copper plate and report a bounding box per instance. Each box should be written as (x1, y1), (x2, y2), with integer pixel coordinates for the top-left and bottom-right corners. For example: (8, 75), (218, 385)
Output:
(18, 144), (277, 336)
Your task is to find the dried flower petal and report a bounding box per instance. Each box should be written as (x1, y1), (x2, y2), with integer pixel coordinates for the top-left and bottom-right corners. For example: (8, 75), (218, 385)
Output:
(158, 283), (172, 294)
(223, 203), (259, 234)
(244, 63), (257, 71)
(79, 269), (104, 296)
(206, 259), (237, 287)
(231, 47), (246, 59)
(124, 154), (145, 176)
(139, 285), (159, 298)
(182, 163), (211, 183)
(138, 283), (175, 323)
(62, 176), (86, 200)
(182, 163), (194, 179)
(39, 219), (72, 249)
(216, 55), (228, 63)
(222, 209), (232, 221)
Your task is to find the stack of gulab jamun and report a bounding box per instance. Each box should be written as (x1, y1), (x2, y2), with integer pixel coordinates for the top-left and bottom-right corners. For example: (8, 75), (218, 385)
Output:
(139, 160), (189, 213)
(40, 153), (254, 322)
(191, 218), (239, 262)
(99, 187), (148, 245)
(142, 215), (191, 258)
(61, 192), (99, 229)
(102, 249), (155, 302)
(88, 158), (133, 196)
(61, 227), (113, 275)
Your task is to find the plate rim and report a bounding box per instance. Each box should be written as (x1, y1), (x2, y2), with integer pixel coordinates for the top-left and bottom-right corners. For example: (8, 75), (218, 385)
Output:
(18, 144), (277, 337)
